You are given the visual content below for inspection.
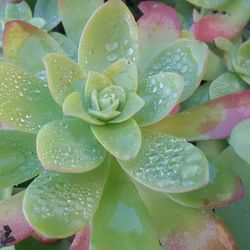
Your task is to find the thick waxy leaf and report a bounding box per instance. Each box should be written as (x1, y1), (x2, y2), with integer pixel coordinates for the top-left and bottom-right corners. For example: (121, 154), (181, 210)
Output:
(63, 92), (104, 125)
(0, 62), (62, 133)
(23, 156), (110, 238)
(103, 59), (137, 92)
(50, 32), (78, 60)
(216, 147), (250, 250)
(34, 0), (60, 31)
(149, 90), (250, 140)
(138, 1), (166, 14)
(136, 184), (238, 250)
(119, 130), (209, 193)
(186, 0), (229, 8)
(0, 187), (12, 200)
(168, 159), (243, 208)
(141, 39), (208, 102)
(192, 0), (250, 42)
(233, 40), (250, 84)
(69, 227), (89, 250)
(0, 131), (42, 188)
(91, 159), (160, 250)
(137, 5), (181, 71)
(4, 1), (32, 21)
(229, 118), (250, 164)
(0, 192), (33, 244)
(3, 20), (64, 78)
(58, 0), (103, 45)
(37, 119), (106, 173)
(91, 119), (141, 161)
(44, 53), (87, 106)
(209, 72), (248, 99)
(79, 0), (138, 72)
(135, 72), (184, 126)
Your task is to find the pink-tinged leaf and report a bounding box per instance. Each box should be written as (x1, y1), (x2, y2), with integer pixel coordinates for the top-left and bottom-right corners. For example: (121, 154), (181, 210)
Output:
(32, 232), (60, 244)
(192, 0), (250, 43)
(137, 5), (181, 71)
(69, 226), (90, 250)
(169, 104), (180, 115)
(0, 192), (33, 246)
(148, 90), (250, 140)
(138, 1), (166, 14)
(136, 184), (238, 250)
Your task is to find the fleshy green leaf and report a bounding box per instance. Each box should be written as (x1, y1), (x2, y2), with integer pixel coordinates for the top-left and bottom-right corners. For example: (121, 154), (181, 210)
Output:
(78, 0), (138, 72)
(141, 39), (208, 102)
(0, 192), (33, 244)
(34, 0), (60, 31)
(4, 1), (32, 21)
(103, 59), (137, 92)
(63, 92), (104, 125)
(23, 156), (110, 238)
(192, 0), (250, 42)
(44, 53), (87, 106)
(229, 118), (250, 164)
(37, 118), (106, 173)
(149, 90), (250, 140)
(137, 5), (181, 71)
(58, 0), (103, 45)
(0, 62), (62, 133)
(167, 159), (243, 208)
(186, 0), (229, 8)
(209, 72), (248, 99)
(135, 72), (184, 126)
(0, 130), (42, 189)
(216, 147), (250, 250)
(136, 184), (237, 249)
(108, 92), (145, 124)
(3, 20), (64, 78)
(50, 32), (78, 60)
(118, 130), (209, 193)
(91, 119), (141, 161)
(91, 159), (160, 250)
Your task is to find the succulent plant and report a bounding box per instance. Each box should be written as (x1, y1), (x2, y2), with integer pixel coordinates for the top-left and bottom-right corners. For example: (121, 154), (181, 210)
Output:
(0, 0), (250, 249)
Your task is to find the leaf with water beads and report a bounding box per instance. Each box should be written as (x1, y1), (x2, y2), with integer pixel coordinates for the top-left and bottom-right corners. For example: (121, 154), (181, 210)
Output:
(137, 4), (181, 71)
(0, 62), (62, 133)
(58, 0), (103, 45)
(3, 21), (64, 79)
(0, 130), (42, 188)
(135, 184), (238, 249)
(78, 0), (138, 73)
(135, 72), (184, 126)
(142, 39), (208, 102)
(91, 119), (141, 161)
(209, 72), (248, 99)
(119, 130), (209, 193)
(229, 118), (250, 164)
(90, 159), (160, 250)
(34, 0), (61, 31)
(167, 159), (243, 209)
(23, 155), (110, 238)
(44, 53), (87, 106)
(37, 118), (106, 173)
(149, 90), (250, 140)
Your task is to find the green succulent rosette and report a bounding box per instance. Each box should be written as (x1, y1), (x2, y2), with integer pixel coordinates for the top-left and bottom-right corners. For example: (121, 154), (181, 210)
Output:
(0, 0), (246, 249)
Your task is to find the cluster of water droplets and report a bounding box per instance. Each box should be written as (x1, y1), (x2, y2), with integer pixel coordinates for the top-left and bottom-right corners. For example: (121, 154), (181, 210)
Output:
(129, 132), (204, 190)
(39, 120), (105, 171)
(145, 46), (198, 100)
(27, 173), (102, 223)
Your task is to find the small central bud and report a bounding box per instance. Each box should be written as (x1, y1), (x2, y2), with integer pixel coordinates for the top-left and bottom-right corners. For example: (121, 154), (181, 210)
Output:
(88, 85), (126, 122)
